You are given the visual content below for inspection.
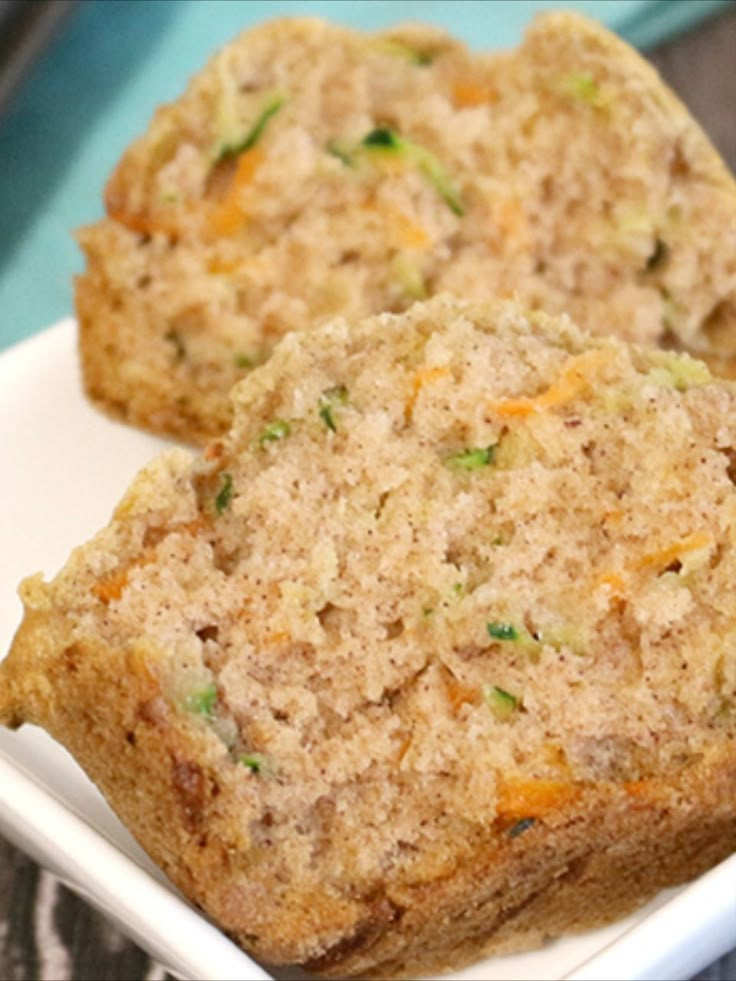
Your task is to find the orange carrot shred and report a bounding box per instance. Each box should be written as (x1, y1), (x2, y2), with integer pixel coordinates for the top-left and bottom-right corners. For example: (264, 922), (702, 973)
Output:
(92, 568), (130, 604)
(452, 81), (494, 107)
(488, 349), (609, 418)
(496, 777), (580, 819)
(405, 365), (452, 419)
(108, 207), (180, 239)
(634, 532), (711, 571)
(208, 146), (264, 237)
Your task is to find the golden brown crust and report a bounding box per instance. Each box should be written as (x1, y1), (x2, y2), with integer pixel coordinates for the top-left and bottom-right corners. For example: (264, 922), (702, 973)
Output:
(5, 606), (735, 978)
(350, 751), (736, 978)
(1, 613), (365, 965)
(75, 227), (230, 445)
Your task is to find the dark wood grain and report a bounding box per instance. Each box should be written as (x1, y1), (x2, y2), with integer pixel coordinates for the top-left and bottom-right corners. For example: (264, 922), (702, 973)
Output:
(1, 4), (736, 980)
(0, 834), (169, 981)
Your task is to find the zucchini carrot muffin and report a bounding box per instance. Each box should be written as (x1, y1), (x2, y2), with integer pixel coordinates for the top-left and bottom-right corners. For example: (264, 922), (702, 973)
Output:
(76, 11), (736, 444)
(3, 296), (736, 978)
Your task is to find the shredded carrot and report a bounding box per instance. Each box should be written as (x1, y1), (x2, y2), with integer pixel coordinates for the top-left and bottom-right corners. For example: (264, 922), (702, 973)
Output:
(496, 777), (581, 819)
(623, 779), (652, 797)
(542, 742), (574, 776)
(204, 441), (225, 461)
(594, 531), (712, 598)
(487, 349), (609, 419)
(208, 146), (264, 237)
(209, 205), (244, 238)
(622, 779), (668, 806)
(442, 670), (481, 714)
(92, 549), (151, 602)
(207, 256), (243, 274)
(93, 519), (204, 603)
(486, 397), (537, 419)
(125, 646), (161, 700)
(363, 199), (432, 251)
(396, 215), (432, 250)
(405, 365), (452, 419)
(207, 253), (268, 276)
(92, 567), (130, 604)
(232, 146), (264, 190)
(142, 519), (206, 548)
(595, 571), (627, 596)
(634, 531), (712, 571)
(108, 207), (180, 239)
(264, 630), (290, 646)
(452, 80), (495, 107)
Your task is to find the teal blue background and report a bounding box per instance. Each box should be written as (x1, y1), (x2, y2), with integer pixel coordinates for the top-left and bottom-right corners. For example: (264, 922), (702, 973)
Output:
(0, 0), (732, 350)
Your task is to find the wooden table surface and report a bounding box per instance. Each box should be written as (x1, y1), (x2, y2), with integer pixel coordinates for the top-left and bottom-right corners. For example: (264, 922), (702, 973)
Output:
(1, 5), (736, 980)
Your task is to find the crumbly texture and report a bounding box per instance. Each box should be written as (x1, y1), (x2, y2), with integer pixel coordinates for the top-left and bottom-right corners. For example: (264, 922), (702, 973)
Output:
(3, 296), (736, 978)
(76, 12), (736, 444)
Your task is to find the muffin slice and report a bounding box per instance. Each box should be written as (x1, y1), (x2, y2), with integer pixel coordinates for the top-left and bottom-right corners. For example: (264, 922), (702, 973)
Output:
(3, 296), (736, 978)
(76, 11), (736, 444)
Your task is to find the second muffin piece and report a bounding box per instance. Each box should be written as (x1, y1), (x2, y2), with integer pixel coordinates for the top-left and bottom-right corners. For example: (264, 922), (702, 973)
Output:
(76, 12), (736, 443)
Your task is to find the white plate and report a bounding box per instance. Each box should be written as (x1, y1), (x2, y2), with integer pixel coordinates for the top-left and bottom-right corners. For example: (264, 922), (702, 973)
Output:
(1, 320), (734, 981)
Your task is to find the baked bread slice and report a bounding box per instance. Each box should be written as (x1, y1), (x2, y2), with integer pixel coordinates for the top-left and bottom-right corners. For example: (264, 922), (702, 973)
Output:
(76, 11), (736, 444)
(3, 296), (736, 978)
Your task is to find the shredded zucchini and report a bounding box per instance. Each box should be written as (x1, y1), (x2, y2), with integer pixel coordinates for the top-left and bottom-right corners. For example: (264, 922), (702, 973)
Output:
(535, 623), (587, 657)
(370, 37), (433, 65)
(215, 472), (233, 513)
(185, 683), (217, 718)
(508, 817), (536, 838)
(486, 621), (519, 641)
(326, 140), (355, 167)
(444, 445), (496, 471)
(486, 620), (543, 657)
(258, 420), (292, 447)
(363, 127), (403, 150)
(413, 144), (465, 215)
(483, 684), (520, 721)
(559, 72), (606, 108)
(215, 95), (285, 162)
(238, 752), (268, 774)
(319, 385), (349, 433)
(361, 127), (464, 215)
(391, 253), (427, 300)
